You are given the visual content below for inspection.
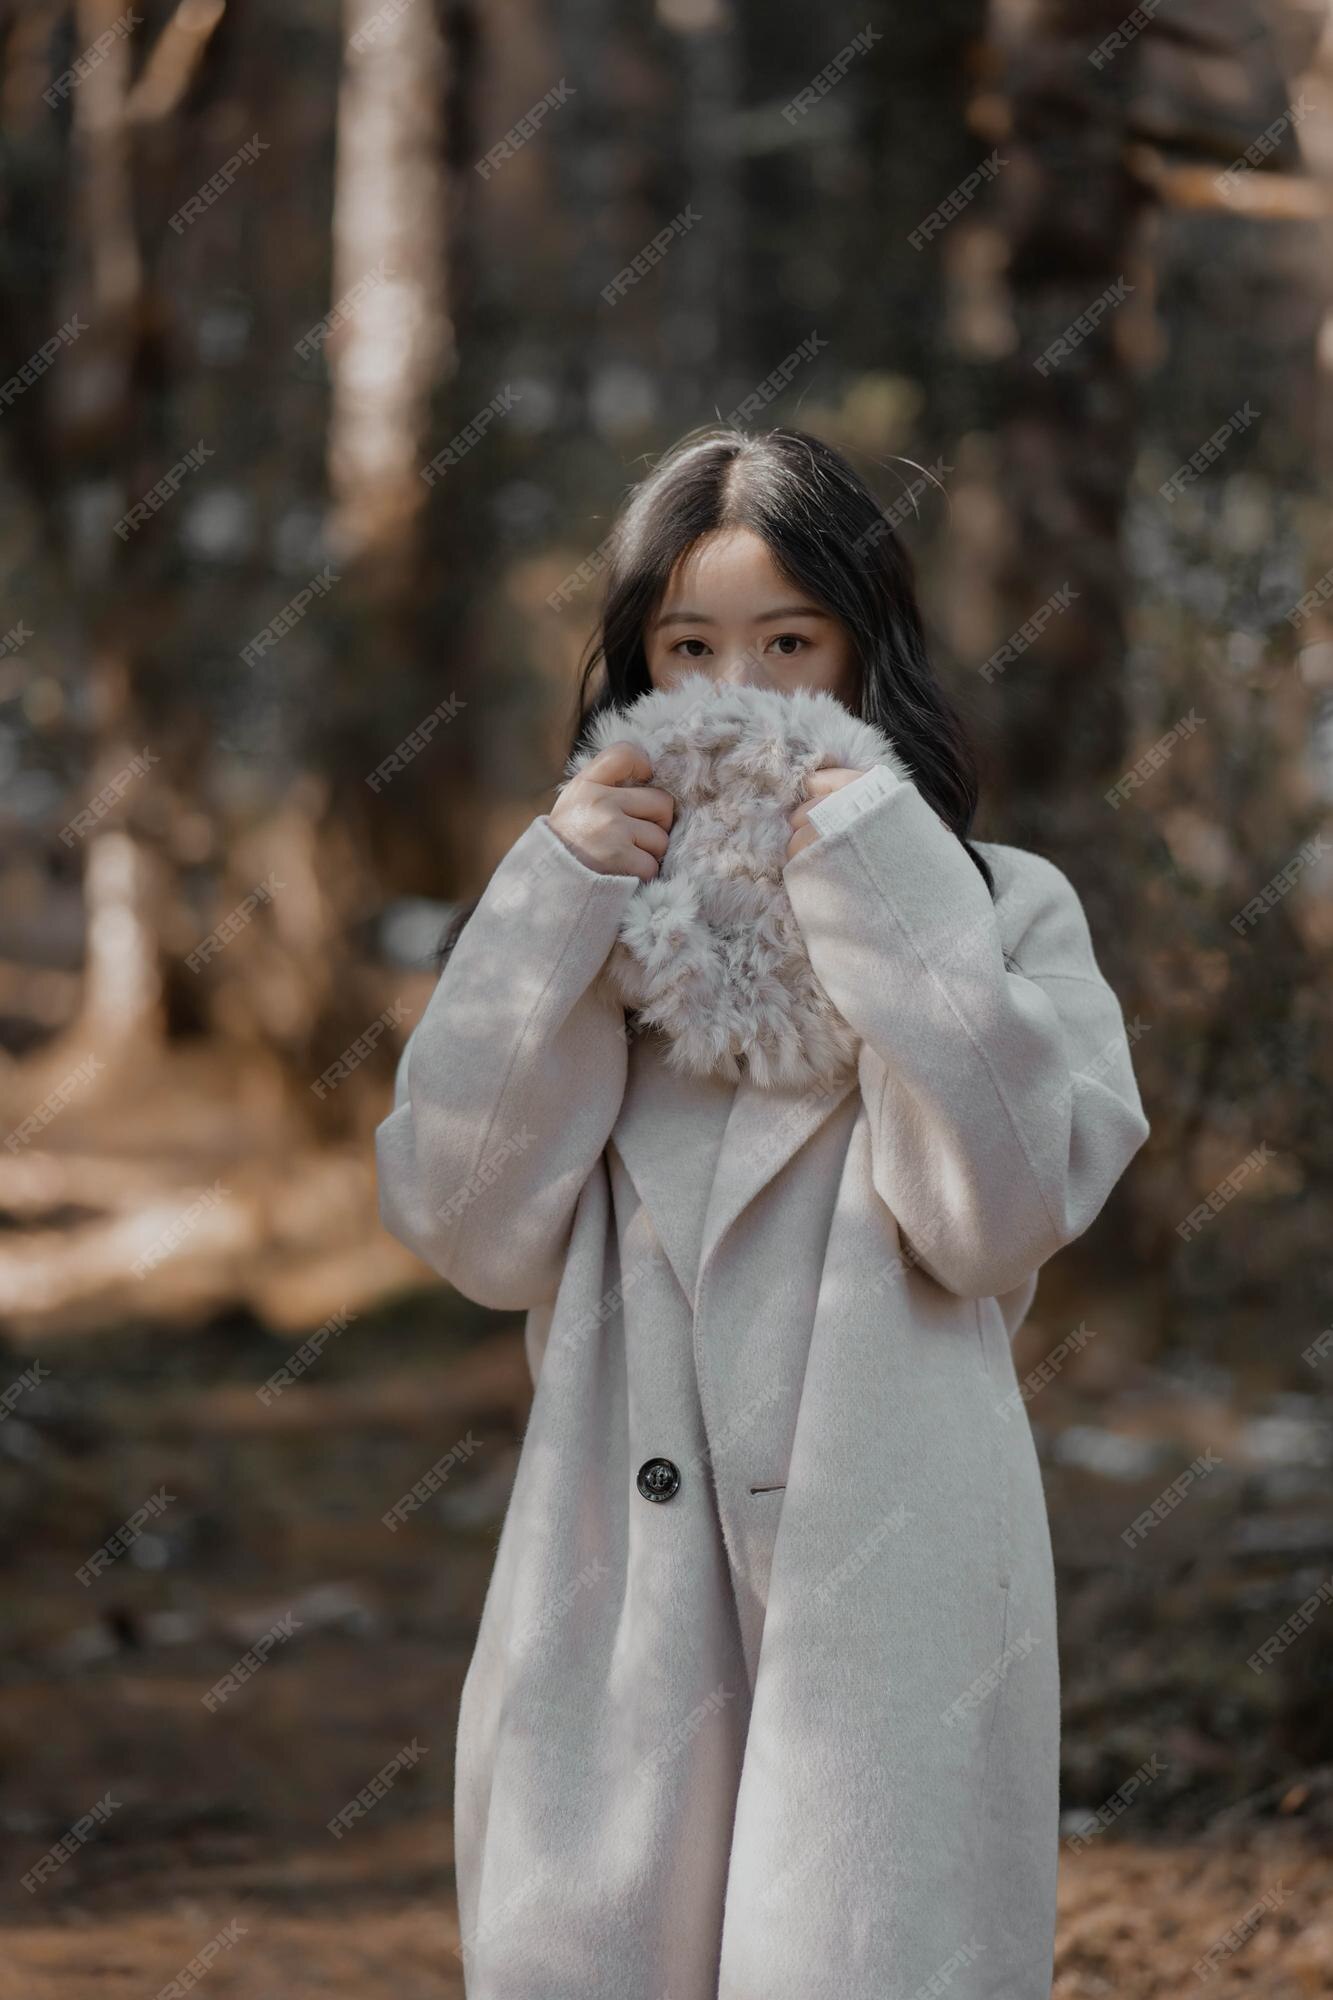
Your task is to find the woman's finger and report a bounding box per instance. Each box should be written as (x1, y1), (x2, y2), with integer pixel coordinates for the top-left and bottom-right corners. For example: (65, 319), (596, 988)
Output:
(802, 765), (867, 799)
(614, 784), (675, 829)
(583, 741), (653, 788)
(630, 819), (670, 860)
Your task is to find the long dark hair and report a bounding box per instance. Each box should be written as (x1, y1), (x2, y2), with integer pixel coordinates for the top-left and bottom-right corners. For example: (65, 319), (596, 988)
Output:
(440, 424), (991, 965)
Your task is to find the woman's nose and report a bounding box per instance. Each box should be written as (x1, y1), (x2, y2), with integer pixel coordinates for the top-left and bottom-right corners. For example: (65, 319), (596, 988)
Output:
(717, 646), (774, 688)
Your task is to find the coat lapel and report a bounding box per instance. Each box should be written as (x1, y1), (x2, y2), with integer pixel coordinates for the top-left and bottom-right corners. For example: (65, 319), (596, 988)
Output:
(694, 1067), (857, 1300)
(611, 1027), (857, 1305)
(609, 1030), (727, 1303)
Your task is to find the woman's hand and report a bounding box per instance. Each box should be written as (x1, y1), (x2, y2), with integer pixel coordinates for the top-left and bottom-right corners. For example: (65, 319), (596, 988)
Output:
(786, 767), (868, 863)
(549, 742), (675, 881)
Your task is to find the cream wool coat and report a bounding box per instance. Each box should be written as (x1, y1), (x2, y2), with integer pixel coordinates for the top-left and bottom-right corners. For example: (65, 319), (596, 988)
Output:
(376, 719), (1150, 2000)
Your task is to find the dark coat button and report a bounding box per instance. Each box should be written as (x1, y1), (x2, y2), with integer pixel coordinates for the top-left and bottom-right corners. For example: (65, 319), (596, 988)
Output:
(636, 1457), (681, 1502)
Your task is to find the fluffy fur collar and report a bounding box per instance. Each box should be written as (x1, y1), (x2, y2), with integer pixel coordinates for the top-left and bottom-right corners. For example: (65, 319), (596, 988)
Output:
(563, 674), (910, 1089)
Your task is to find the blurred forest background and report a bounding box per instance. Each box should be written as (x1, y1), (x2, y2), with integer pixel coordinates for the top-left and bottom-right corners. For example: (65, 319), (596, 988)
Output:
(1, 0), (1332, 1993)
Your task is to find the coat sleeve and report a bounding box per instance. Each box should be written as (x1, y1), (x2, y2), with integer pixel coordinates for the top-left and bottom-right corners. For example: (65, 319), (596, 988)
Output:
(375, 813), (641, 1310)
(782, 779), (1150, 1300)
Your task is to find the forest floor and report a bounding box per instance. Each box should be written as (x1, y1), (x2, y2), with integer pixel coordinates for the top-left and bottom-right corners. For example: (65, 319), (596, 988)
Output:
(0, 1286), (1330, 1999)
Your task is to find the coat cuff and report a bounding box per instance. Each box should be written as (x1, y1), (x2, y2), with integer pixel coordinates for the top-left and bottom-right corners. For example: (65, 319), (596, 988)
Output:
(805, 762), (902, 841)
(488, 812), (642, 932)
(783, 777), (1002, 994)
(428, 811), (643, 1036)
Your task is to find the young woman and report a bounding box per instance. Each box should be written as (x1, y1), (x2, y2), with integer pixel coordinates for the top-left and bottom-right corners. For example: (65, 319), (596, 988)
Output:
(376, 426), (1150, 2000)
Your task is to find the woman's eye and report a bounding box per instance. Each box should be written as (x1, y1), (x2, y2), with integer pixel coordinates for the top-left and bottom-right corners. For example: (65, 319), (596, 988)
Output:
(672, 639), (710, 658)
(770, 633), (808, 656)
